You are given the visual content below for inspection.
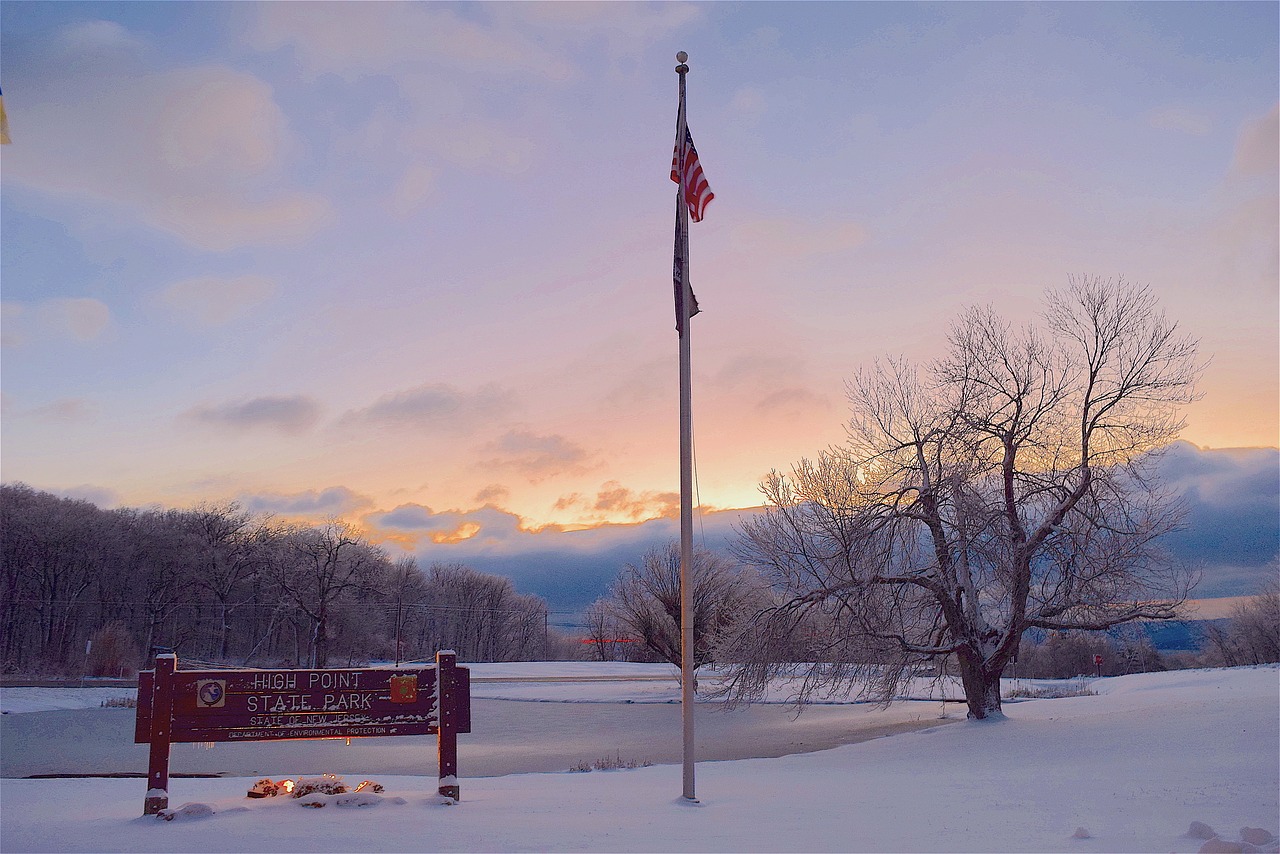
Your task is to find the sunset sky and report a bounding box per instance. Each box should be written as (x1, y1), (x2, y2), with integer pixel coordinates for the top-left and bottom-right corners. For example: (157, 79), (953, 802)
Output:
(2, 2), (1277, 599)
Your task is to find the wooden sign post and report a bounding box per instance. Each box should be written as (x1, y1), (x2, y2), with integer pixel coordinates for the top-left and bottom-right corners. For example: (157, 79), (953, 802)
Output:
(135, 650), (470, 814)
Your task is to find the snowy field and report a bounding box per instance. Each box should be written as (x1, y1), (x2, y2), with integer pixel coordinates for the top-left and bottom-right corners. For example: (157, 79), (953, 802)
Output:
(1, 664), (1276, 853)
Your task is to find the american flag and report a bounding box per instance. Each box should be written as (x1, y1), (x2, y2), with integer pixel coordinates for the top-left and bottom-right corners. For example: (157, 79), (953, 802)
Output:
(671, 127), (713, 222)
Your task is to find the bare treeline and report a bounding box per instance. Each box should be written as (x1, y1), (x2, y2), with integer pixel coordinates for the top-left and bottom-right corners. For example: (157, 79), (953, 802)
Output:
(0, 484), (552, 674)
(1199, 576), (1280, 667)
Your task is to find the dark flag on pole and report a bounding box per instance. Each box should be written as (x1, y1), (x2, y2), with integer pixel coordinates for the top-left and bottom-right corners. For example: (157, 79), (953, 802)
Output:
(672, 201), (699, 336)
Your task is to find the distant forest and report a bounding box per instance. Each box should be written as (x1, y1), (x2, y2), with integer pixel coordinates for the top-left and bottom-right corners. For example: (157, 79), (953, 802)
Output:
(0, 484), (565, 675)
(2, 483), (1276, 678)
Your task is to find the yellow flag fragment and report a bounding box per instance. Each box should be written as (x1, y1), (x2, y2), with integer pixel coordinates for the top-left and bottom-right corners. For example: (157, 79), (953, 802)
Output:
(0, 87), (10, 144)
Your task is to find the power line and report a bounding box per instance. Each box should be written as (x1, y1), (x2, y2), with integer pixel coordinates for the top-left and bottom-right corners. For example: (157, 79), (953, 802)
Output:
(7, 599), (550, 615)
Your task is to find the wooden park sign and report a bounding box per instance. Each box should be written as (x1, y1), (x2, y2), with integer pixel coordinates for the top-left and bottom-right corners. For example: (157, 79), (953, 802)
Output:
(135, 650), (470, 815)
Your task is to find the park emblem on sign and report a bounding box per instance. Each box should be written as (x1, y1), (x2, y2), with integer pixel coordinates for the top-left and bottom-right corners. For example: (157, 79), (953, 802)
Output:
(195, 679), (226, 708)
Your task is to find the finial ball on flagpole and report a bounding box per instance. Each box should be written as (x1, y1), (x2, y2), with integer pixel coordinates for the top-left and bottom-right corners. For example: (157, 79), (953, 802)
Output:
(676, 51), (688, 63)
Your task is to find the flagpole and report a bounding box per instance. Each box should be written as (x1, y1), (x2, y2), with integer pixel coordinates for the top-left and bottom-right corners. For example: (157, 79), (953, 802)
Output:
(674, 50), (697, 803)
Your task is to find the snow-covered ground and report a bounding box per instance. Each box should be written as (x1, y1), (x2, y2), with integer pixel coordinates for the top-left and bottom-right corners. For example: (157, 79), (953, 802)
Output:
(0, 661), (1097, 711)
(1, 686), (141, 714)
(1, 664), (1276, 853)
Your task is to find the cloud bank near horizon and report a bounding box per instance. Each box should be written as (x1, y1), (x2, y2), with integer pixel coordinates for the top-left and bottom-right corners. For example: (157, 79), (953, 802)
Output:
(219, 441), (1279, 613)
(15, 442), (1276, 616)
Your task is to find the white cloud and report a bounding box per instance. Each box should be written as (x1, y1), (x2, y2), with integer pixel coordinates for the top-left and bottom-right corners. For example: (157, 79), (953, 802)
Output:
(239, 485), (374, 518)
(46, 298), (112, 341)
(160, 275), (277, 326)
(337, 82), (540, 182)
(183, 395), (323, 435)
(28, 398), (98, 422)
(713, 353), (807, 391)
(490, 2), (703, 64)
(1, 298), (113, 347)
(3, 23), (333, 251)
(729, 87), (768, 125)
(479, 430), (596, 483)
(341, 383), (517, 433)
(1213, 104), (1280, 290)
(53, 484), (122, 508)
(728, 218), (868, 259)
(246, 4), (574, 82)
(247, 2), (699, 84)
(245, 1), (698, 192)
(390, 164), (436, 217)
(755, 386), (830, 418)
(1230, 103), (1279, 179)
(409, 116), (537, 177)
(1145, 105), (1213, 136)
(1, 304), (27, 349)
(711, 354), (832, 422)
(56, 19), (145, 54)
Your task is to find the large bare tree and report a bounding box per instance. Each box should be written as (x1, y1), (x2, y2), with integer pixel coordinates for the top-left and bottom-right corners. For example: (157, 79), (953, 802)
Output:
(724, 277), (1201, 719)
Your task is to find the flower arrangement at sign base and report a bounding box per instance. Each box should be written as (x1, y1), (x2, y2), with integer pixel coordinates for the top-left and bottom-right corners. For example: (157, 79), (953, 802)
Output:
(245, 774), (383, 799)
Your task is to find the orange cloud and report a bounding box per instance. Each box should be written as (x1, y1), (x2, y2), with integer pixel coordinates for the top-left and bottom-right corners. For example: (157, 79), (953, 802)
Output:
(430, 522), (481, 544)
(555, 481), (680, 523)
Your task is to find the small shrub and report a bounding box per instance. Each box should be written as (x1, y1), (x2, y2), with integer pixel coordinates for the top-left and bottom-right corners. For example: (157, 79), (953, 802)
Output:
(85, 622), (139, 677)
(1006, 678), (1096, 699)
(569, 752), (653, 772)
(100, 696), (137, 709)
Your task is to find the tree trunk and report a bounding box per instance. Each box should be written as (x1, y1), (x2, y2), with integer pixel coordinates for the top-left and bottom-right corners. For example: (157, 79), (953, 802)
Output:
(313, 613), (327, 668)
(217, 601), (231, 662)
(957, 652), (1004, 720)
(144, 617), (158, 660)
